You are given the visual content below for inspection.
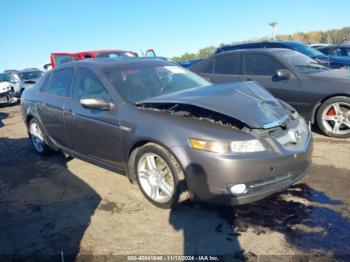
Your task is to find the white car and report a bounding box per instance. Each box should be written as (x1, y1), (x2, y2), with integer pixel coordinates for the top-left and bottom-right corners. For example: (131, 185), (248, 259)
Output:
(0, 73), (17, 104)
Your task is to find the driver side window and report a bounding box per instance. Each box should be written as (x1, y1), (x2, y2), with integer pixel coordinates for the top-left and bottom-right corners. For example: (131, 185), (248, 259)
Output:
(72, 68), (111, 101)
(245, 53), (286, 76)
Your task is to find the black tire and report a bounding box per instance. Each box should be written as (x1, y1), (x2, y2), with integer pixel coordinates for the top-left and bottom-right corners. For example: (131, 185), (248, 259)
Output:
(316, 96), (350, 138)
(28, 118), (54, 156)
(134, 142), (189, 208)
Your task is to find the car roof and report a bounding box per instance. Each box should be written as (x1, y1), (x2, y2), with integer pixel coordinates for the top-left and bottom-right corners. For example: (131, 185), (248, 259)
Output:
(216, 41), (305, 52)
(54, 57), (172, 70)
(215, 48), (292, 55)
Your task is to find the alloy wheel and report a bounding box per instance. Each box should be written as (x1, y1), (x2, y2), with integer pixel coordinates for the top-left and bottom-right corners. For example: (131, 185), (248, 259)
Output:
(137, 153), (175, 203)
(321, 102), (350, 136)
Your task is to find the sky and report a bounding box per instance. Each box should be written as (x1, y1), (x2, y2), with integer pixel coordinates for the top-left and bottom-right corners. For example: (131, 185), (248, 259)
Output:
(1, 0), (350, 71)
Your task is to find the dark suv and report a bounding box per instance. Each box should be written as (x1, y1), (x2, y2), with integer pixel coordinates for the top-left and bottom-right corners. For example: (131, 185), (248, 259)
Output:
(216, 41), (350, 70)
(190, 48), (350, 138)
(317, 45), (350, 58)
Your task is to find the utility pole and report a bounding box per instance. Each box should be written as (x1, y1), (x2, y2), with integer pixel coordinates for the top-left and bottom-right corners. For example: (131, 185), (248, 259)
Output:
(269, 21), (278, 40)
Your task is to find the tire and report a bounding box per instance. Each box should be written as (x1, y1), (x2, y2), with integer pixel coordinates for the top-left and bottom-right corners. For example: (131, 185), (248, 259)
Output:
(28, 118), (54, 156)
(316, 96), (350, 138)
(134, 142), (189, 208)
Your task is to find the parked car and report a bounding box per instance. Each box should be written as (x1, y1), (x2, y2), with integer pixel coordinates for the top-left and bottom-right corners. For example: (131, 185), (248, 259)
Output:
(0, 73), (17, 104)
(21, 58), (312, 208)
(16, 68), (44, 95)
(309, 43), (329, 49)
(317, 45), (350, 58)
(216, 41), (350, 70)
(50, 50), (138, 68)
(190, 48), (350, 138)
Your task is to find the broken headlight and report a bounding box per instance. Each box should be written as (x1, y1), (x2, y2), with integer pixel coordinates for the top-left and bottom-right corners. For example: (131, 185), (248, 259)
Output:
(189, 138), (265, 154)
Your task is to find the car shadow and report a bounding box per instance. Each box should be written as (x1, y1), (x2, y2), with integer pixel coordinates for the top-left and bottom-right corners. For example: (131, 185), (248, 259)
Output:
(168, 164), (349, 259)
(0, 137), (101, 261)
(0, 112), (9, 128)
(169, 164), (244, 260)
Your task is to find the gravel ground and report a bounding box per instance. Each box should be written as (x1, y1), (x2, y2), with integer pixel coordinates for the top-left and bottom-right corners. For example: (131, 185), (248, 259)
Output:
(0, 105), (349, 261)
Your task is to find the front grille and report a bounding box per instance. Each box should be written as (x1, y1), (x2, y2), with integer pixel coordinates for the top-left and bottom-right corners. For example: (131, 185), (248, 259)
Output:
(275, 118), (309, 150)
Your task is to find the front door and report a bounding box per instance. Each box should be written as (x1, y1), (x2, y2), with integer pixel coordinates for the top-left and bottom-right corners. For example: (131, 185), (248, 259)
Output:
(242, 52), (302, 110)
(64, 67), (123, 168)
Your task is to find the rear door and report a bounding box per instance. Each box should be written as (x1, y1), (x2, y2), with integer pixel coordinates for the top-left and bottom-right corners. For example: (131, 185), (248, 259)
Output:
(242, 52), (302, 109)
(37, 68), (74, 147)
(64, 67), (123, 168)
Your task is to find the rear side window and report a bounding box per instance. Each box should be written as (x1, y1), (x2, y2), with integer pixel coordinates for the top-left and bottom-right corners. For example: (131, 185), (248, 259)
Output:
(191, 58), (213, 74)
(72, 67), (111, 101)
(46, 68), (74, 96)
(245, 53), (285, 76)
(214, 53), (241, 75)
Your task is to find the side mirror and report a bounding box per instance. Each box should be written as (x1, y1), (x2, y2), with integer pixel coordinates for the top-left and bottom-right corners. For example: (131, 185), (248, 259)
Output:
(276, 69), (292, 79)
(80, 96), (114, 111)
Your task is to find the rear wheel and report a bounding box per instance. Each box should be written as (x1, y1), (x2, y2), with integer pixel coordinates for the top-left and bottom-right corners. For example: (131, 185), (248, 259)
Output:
(134, 143), (189, 208)
(317, 96), (350, 138)
(29, 118), (53, 156)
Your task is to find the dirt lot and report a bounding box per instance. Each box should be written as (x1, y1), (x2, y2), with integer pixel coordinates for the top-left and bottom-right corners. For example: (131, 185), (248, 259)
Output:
(0, 105), (349, 261)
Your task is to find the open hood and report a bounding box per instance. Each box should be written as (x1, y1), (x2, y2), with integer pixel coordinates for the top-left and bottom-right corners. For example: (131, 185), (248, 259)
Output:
(139, 82), (292, 129)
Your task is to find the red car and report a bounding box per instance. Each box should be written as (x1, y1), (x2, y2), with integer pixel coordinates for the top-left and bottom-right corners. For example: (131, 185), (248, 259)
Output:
(50, 49), (139, 68)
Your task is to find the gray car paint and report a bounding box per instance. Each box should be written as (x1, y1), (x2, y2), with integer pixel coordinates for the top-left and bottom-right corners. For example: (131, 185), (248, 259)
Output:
(139, 81), (291, 129)
(190, 48), (350, 123)
(21, 58), (312, 205)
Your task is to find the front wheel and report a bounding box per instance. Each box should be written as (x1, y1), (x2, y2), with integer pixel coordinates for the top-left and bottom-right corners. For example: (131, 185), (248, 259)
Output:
(29, 118), (54, 156)
(134, 143), (189, 208)
(317, 96), (350, 138)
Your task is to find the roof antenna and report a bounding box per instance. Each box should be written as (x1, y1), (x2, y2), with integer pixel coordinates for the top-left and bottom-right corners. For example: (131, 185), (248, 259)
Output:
(269, 21), (278, 41)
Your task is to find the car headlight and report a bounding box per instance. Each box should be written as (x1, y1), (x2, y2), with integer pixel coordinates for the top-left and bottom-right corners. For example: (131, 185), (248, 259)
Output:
(189, 138), (265, 154)
(230, 140), (265, 153)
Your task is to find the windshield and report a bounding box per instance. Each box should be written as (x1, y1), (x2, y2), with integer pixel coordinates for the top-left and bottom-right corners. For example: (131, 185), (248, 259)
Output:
(104, 62), (210, 103)
(287, 42), (325, 57)
(96, 51), (137, 59)
(0, 73), (11, 82)
(276, 50), (329, 73)
(18, 71), (43, 80)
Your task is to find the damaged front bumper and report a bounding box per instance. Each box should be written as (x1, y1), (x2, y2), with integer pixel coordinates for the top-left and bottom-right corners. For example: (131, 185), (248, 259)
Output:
(171, 118), (313, 206)
(0, 89), (16, 104)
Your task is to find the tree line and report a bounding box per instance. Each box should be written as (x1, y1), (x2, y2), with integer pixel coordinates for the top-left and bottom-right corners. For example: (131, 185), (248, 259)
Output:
(172, 26), (350, 62)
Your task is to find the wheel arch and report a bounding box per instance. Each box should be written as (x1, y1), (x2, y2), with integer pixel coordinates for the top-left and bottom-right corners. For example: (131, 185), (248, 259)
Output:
(312, 93), (350, 124)
(126, 138), (187, 184)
